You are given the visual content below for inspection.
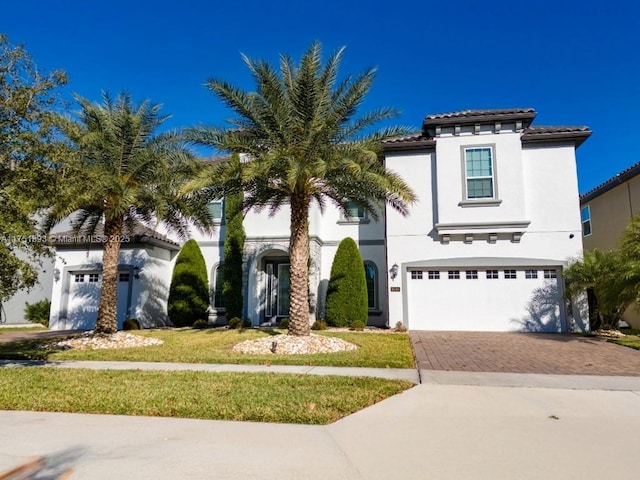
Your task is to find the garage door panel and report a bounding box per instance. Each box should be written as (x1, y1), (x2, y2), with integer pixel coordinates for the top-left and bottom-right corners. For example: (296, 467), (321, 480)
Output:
(407, 268), (563, 332)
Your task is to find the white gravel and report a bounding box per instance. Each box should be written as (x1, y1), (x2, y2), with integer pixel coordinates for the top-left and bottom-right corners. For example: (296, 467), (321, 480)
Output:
(232, 334), (358, 355)
(49, 331), (164, 350)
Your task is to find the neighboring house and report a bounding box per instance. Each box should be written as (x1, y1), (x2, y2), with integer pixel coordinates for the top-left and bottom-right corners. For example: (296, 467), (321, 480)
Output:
(384, 109), (591, 332)
(580, 161), (640, 327)
(46, 107), (592, 333)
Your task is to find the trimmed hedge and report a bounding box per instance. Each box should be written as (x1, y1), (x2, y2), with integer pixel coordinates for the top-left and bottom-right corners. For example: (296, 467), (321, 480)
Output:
(222, 154), (246, 320)
(325, 237), (368, 327)
(167, 239), (209, 327)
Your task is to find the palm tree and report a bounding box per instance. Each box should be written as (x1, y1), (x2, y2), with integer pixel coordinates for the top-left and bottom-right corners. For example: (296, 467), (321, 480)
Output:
(48, 92), (214, 334)
(187, 42), (416, 336)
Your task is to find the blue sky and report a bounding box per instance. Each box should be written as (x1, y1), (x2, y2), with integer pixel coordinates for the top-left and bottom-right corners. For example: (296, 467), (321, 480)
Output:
(3, 0), (639, 193)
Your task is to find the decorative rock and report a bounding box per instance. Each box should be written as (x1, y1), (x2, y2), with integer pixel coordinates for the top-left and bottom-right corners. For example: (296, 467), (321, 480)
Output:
(49, 331), (163, 350)
(232, 334), (358, 355)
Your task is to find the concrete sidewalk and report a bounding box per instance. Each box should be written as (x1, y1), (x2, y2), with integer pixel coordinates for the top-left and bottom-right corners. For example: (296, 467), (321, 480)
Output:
(2, 382), (640, 479)
(0, 359), (420, 383)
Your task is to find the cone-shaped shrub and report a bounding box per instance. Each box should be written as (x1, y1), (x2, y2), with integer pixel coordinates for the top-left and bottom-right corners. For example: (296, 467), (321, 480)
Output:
(325, 237), (368, 327)
(167, 239), (209, 327)
(223, 154), (245, 320)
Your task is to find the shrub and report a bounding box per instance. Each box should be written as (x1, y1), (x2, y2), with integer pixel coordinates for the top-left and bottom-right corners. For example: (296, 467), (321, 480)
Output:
(394, 321), (407, 332)
(167, 240), (209, 327)
(122, 318), (140, 330)
(222, 155), (246, 320)
(227, 317), (243, 330)
(24, 299), (50, 327)
(243, 319), (252, 328)
(311, 320), (327, 331)
(325, 237), (368, 328)
(277, 317), (290, 329)
(192, 319), (209, 329)
(350, 320), (366, 331)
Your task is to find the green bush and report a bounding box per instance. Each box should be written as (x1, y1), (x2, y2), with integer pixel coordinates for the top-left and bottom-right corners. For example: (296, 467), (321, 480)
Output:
(227, 317), (243, 330)
(24, 299), (50, 327)
(122, 318), (140, 330)
(222, 154), (246, 320)
(311, 320), (327, 331)
(167, 240), (209, 327)
(325, 237), (368, 328)
(192, 319), (209, 329)
(350, 320), (366, 331)
(277, 317), (290, 329)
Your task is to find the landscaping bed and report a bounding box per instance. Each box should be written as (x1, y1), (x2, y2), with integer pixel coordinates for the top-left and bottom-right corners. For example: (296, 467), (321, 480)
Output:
(0, 328), (415, 368)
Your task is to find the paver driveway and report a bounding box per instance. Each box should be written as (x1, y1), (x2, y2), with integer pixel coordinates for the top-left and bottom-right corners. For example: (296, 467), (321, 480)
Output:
(410, 331), (640, 376)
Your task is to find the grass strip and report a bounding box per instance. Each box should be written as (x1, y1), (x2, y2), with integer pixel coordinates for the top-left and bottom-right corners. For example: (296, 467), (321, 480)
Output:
(0, 368), (412, 424)
(0, 329), (415, 369)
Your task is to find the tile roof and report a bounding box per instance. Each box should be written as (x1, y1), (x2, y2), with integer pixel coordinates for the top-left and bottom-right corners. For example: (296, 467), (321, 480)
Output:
(521, 125), (592, 147)
(425, 108), (536, 120)
(381, 133), (436, 151)
(580, 161), (640, 204)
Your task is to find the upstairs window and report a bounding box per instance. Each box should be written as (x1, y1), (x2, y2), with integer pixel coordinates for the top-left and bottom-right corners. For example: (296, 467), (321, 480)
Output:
(464, 147), (495, 199)
(208, 200), (224, 222)
(581, 205), (592, 236)
(345, 202), (366, 219)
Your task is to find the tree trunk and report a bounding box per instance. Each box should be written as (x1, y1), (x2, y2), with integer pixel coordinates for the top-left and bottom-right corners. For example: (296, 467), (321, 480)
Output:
(95, 217), (123, 334)
(288, 193), (310, 336)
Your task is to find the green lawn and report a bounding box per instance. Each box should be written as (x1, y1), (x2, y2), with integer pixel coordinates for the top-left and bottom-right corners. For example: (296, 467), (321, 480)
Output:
(0, 368), (412, 424)
(0, 329), (416, 369)
(0, 326), (46, 334)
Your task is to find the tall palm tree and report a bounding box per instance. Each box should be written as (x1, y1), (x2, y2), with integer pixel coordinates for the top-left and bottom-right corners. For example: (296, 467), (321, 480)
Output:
(188, 42), (416, 336)
(48, 92), (214, 334)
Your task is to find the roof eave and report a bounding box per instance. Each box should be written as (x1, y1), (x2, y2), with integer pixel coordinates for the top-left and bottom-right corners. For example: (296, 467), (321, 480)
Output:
(521, 130), (592, 149)
(423, 111), (536, 129)
(382, 139), (436, 153)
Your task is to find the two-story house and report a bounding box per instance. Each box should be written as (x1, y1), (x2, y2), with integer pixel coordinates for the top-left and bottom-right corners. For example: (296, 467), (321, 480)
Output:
(384, 109), (591, 332)
(580, 161), (640, 327)
(47, 108), (591, 333)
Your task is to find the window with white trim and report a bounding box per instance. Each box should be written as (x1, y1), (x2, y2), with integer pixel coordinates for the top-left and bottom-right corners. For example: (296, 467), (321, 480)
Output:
(464, 147), (494, 199)
(411, 270), (423, 280)
(543, 269), (557, 279)
(208, 199), (224, 222)
(581, 205), (592, 236)
(428, 271), (440, 280)
(448, 270), (460, 279)
(88, 273), (100, 283)
(345, 202), (366, 219)
(504, 270), (517, 279)
(466, 270), (478, 279)
(119, 273), (130, 282)
(525, 269), (538, 279)
(74, 274), (84, 283)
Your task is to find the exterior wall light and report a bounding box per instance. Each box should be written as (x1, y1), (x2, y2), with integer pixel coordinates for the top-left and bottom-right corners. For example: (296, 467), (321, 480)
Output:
(389, 263), (399, 280)
(53, 268), (61, 282)
(133, 266), (140, 279)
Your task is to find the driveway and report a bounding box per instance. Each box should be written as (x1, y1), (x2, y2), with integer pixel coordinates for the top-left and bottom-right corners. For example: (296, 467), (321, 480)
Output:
(410, 331), (640, 376)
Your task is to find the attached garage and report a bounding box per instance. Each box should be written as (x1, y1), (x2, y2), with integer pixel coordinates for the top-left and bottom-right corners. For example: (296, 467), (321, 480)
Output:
(404, 258), (567, 332)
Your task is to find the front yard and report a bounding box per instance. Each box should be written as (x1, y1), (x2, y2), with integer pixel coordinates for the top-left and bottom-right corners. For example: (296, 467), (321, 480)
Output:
(0, 328), (415, 368)
(0, 368), (412, 424)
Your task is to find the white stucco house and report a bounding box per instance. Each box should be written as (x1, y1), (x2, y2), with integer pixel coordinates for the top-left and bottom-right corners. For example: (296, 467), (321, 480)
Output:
(46, 108), (591, 333)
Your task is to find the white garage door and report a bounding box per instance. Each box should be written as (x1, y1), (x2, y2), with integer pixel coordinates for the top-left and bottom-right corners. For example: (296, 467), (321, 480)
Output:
(64, 271), (131, 330)
(406, 267), (565, 332)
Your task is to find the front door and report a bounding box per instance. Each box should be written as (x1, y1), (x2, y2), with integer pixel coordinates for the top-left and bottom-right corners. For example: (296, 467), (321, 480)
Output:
(264, 259), (290, 322)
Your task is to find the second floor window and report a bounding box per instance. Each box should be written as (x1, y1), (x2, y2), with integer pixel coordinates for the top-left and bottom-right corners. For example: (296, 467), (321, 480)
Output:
(208, 200), (224, 221)
(464, 147), (494, 199)
(345, 202), (366, 219)
(581, 205), (592, 236)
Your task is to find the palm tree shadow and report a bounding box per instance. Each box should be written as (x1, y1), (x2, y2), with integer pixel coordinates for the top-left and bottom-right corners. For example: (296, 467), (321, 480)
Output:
(511, 283), (565, 333)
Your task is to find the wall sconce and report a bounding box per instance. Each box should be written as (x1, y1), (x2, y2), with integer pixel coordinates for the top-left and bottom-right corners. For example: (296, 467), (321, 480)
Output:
(133, 266), (140, 279)
(389, 263), (399, 280)
(53, 268), (61, 282)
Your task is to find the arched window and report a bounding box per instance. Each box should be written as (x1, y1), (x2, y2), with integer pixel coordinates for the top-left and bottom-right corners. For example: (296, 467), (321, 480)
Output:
(363, 261), (377, 310)
(213, 264), (225, 308)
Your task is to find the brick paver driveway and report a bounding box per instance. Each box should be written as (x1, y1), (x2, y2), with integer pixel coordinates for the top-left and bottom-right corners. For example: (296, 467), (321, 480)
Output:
(410, 331), (640, 376)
